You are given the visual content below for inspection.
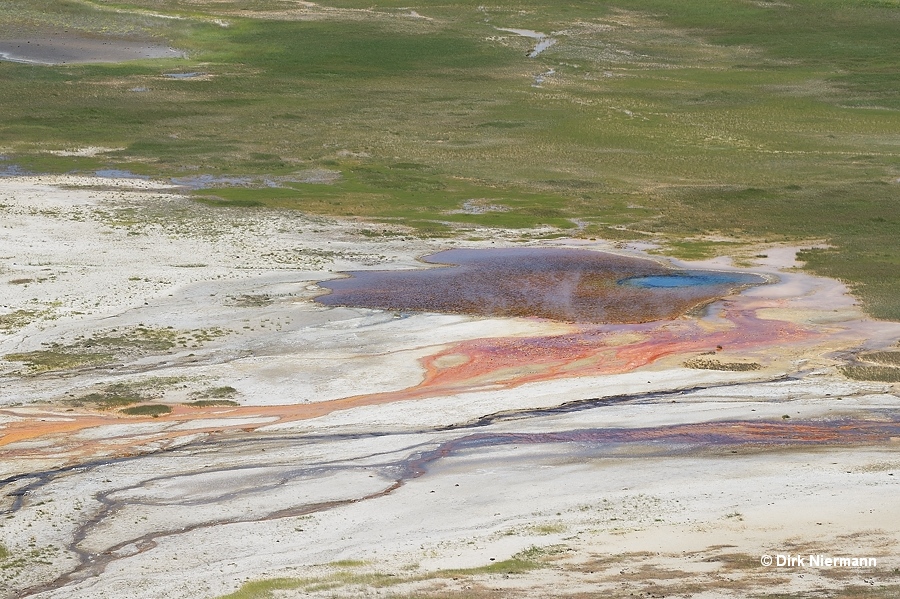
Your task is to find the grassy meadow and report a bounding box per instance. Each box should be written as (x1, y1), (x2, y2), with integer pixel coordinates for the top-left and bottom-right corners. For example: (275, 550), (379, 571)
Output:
(1, 0), (899, 317)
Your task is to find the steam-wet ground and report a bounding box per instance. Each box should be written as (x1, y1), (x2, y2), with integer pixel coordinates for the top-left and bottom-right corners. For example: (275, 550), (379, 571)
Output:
(0, 176), (899, 598)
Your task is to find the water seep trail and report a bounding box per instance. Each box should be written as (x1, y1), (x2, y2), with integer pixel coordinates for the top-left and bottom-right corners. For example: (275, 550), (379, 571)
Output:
(12, 453), (410, 597)
(3, 375), (789, 538)
(436, 374), (797, 430)
(16, 407), (900, 599)
(494, 28), (557, 57)
(0, 375), (777, 511)
(9, 376), (899, 597)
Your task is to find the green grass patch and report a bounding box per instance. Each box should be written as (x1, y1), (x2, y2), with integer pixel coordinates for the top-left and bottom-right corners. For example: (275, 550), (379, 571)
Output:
(119, 404), (172, 417)
(4, 350), (113, 373)
(196, 170), (580, 233)
(205, 20), (504, 78)
(0, 543), (8, 561)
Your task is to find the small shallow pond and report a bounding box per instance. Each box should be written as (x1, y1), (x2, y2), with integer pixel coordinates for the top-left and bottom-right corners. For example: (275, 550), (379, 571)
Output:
(0, 35), (183, 65)
(317, 248), (767, 324)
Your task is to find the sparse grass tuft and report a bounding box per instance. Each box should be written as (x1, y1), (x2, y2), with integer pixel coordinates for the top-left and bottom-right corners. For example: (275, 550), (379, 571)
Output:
(187, 385), (240, 407)
(187, 399), (240, 407)
(78, 390), (142, 409)
(330, 560), (368, 568)
(191, 385), (238, 399)
(527, 523), (567, 535)
(651, 240), (746, 261)
(427, 546), (555, 580)
(218, 578), (308, 599)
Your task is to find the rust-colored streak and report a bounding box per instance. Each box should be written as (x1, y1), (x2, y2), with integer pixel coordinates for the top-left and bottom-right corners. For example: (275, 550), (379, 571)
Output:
(0, 415), (117, 447)
(0, 308), (816, 464)
(414, 308), (809, 395)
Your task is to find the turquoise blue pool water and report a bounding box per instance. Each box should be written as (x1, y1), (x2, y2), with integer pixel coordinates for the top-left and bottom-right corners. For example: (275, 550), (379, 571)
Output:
(619, 272), (761, 289)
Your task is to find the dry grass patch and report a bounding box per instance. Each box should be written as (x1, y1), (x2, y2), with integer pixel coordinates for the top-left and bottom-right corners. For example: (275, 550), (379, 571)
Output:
(218, 547), (553, 599)
(187, 385), (240, 406)
(684, 357), (762, 371)
(839, 365), (900, 383)
(713, 552), (766, 571)
(227, 294), (274, 307)
(4, 326), (229, 374)
(71, 377), (184, 409)
(0, 309), (43, 332)
(858, 351), (900, 367)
